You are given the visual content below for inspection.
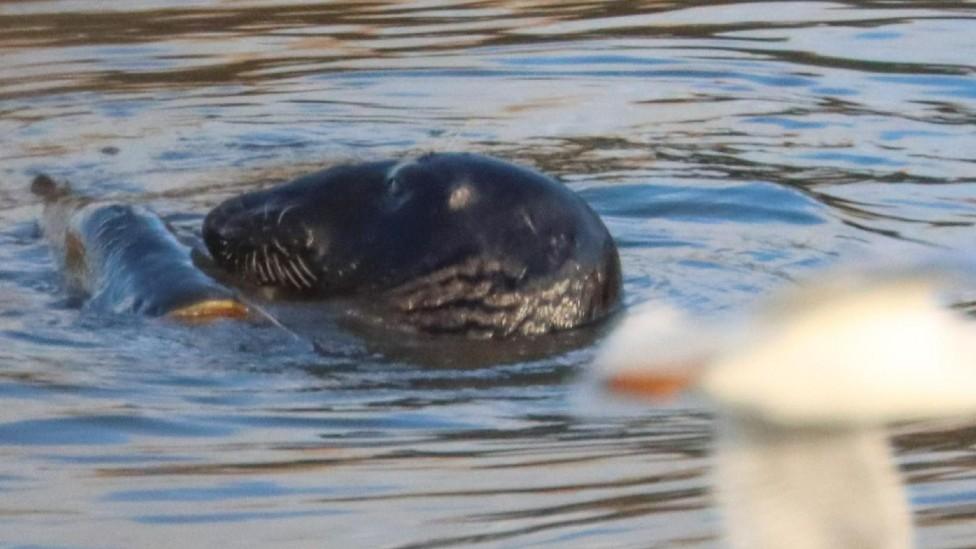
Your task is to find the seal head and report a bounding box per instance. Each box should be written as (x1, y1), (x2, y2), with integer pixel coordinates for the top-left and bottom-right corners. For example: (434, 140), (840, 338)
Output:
(203, 153), (620, 337)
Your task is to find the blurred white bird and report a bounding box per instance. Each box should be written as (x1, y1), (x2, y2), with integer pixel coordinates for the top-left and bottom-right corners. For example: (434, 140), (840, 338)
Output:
(597, 270), (976, 549)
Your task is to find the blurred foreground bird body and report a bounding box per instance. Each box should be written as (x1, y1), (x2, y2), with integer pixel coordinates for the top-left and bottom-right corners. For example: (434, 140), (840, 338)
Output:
(598, 271), (976, 549)
(716, 414), (909, 549)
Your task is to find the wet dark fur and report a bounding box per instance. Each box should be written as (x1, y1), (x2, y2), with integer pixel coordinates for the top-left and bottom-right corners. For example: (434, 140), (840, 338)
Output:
(203, 152), (621, 337)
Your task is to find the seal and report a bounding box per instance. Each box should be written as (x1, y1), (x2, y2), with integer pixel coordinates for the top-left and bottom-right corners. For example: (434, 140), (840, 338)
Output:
(203, 152), (621, 337)
(32, 174), (248, 321)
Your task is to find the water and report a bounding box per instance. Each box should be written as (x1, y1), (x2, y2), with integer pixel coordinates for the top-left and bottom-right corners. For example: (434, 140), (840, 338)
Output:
(2, 1), (976, 547)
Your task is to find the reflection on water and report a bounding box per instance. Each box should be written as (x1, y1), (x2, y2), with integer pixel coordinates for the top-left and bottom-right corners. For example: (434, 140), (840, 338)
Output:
(1, 1), (976, 547)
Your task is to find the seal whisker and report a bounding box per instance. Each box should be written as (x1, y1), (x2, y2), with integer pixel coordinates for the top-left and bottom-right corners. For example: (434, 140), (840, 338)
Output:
(288, 258), (314, 288)
(276, 205), (296, 227)
(253, 251), (268, 282)
(261, 246), (275, 282)
(285, 257), (308, 287)
(285, 257), (312, 288)
(272, 238), (289, 256)
(280, 259), (304, 290)
(244, 251), (254, 280)
(293, 254), (317, 281)
(521, 208), (538, 235)
(270, 251), (287, 283)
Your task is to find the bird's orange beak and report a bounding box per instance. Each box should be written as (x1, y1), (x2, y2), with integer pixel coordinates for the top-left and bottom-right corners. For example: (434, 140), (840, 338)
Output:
(604, 361), (704, 401)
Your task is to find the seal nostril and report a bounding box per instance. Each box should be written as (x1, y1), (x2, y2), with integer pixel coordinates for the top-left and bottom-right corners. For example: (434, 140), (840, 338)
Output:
(204, 209), (250, 268)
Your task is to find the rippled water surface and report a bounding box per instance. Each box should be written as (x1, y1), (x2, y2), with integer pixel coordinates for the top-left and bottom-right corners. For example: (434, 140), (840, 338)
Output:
(3, 1), (976, 547)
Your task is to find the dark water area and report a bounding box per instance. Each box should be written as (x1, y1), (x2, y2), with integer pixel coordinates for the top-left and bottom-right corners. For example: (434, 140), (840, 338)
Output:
(1, 1), (976, 547)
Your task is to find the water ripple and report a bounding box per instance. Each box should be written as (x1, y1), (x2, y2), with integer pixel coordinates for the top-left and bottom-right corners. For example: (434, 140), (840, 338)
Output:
(2, 1), (976, 547)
